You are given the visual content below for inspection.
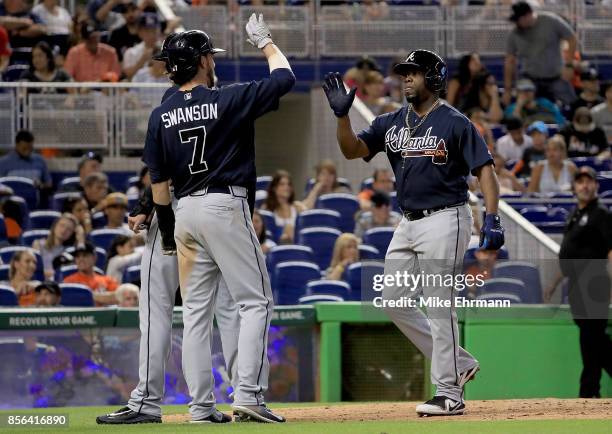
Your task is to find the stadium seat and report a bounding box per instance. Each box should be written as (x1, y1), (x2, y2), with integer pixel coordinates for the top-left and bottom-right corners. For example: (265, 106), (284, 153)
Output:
(306, 279), (351, 300)
(304, 177), (352, 195)
(598, 174), (612, 193)
(297, 227), (341, 271)
(123, 265), (141, 284)
(476, 293), (521, 304)
(59, 283), (95, 307)
(57, 264), (104, 282)
(66, 246), (107, 271)
(519, 206), (550, 222)
(0, 264), (9, 280)
(492, 261), (542, 303)
(126, 176), (140, 190)
(28, 210), (61, 230)
(258, 209), (280, 243)
(0, 246), (44, 280)
(298, 294), (344, 304)
(358, 244), (381, 260)
(266, 245), (315, 278)
(273, 261), (321, 305)
(534, 221), (566, 234)
(127, 194), (139, 211)
(363, 227), (395, 257)
(7, 195), (29, 229)
(52, 192), (82, 211)
(256, 175), (272, 192)
(91, 211), (107, 229)
(0, 177), (39, 210)
(389, 191), (400, 212)
(89, 229), (128, 251)
(294, 209), (341, 234)
(549, 192), (574, 199)
(345, 261), (385, 302)
(21, 229), (49, 247)
(0, 285), (18, 306)
(0, 215), (7, 243)
(571, 157), (610, 173)
(255, 190), (268, 208)
(600, 190), (612, 199)
(360, 177), (374, 191)
(58, 176), (81, 191)
(478, 278), (526, 303)
(316, 193), (360, 232)
(548, 207), (569, 221)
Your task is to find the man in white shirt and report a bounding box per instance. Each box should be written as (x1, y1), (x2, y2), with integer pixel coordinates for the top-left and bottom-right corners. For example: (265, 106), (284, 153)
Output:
(495, 116), (533, 162)
(122, 12), (161, 80)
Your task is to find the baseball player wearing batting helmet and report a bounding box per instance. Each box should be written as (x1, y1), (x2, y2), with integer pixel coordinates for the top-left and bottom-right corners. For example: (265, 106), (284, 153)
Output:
(323, 49), (504, 416)
(143, 15), (294, 423)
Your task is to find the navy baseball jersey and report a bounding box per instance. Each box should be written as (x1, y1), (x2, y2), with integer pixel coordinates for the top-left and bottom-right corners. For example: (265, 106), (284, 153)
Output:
(143, 68), (295, 198)
(358, 102), (493, 211)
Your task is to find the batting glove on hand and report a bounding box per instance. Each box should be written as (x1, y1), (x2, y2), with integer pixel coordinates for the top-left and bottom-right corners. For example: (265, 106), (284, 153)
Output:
(479, 214), (505, 251)
(245, 13), (273, 49)
(322, 72), (357, 118)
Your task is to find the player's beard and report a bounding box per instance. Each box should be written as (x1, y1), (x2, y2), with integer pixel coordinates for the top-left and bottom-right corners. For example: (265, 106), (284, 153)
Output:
(206, 68), (215, 88)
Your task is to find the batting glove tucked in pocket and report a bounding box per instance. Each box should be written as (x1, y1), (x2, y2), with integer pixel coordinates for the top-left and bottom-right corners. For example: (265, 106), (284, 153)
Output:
(245, 13), (273, 49)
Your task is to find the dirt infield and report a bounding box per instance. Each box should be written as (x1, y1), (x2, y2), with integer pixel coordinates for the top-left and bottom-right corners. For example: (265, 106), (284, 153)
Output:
(164, 399), (611, 423)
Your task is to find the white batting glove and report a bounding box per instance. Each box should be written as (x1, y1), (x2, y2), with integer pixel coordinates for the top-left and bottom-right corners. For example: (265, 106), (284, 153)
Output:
(245, 13), (273, 49)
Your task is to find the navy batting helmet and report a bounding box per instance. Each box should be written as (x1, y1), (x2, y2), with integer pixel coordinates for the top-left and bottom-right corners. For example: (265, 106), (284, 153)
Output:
(393, 49), (448, 93)
(165, 30), (225, 84)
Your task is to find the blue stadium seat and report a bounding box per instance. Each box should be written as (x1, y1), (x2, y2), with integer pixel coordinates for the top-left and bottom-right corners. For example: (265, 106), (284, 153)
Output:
(305, 177), (352, 195)
(66, 246), (107, 271)
(52, 192), (82, 211)
(7, 195), (29, 229)
(491, 125), (506, 140)
(0, 246), (44, 281)
(316, 193), (360, 232)
(59, 283), (94, 307)
(360, 177), (374, 192)
(598, 174), (612, 193)
(549, 192), (574, 199)
(298, 294), (343, 304)
(548, 207), (569, 221)
(571, 157), (610, 173)
(294, 209), (341, 234)
(306, 279), (351, 300)
(258, 209), (280, 243)
(0, 264), (9, 280)
(492, 261), (542, 303)
(345, 261), (385, 301)
(21, 229), (50, 247)
(389, 191), (400, 212)
(127, 194), (139, 211)
(126, 176), (140, 190)
(534, 221), (566, 234)
(478, 277), (526, 302)
(0, 285), (18, 306)
(123, 265), (141, 284)
(358, 244), (381, 260)
(476, 293), (521, 304)
(255, 190), (267, 208)
(519, 206), (550, 222)
(89, 229), (127, 251)
(273, 261), (321, 305)
(363, 227), (395, 258)
(2, 64), (28, 82)
(266, 245), (314, 278)
(58, 176), (81, 191)
(600, 190), (612, 199)
(0, 215), (7, 243)
(57, 264), (104, 281)
(28, 210), (61, 230)
(256, 175), (272, 192)
(297, 227), (341, 271)
(91, 211), (107, 229)
(0, 177), (39, 210)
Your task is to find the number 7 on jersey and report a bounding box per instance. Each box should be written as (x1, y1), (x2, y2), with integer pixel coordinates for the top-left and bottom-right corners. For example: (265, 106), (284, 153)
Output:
(180, 126), (209, 174)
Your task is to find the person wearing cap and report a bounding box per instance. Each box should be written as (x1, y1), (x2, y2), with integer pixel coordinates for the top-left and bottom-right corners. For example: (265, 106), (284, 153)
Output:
(354, 191), (401, 239)
(569, 69), (604, 119)
(0, 0), (46, 64)
(34, 281), (62, 307)
(591, 81), (612, 133)
(122, 12), (162, 80)
(0, 25), (11, 74)
(0, 130), (52, 189)
(63, 241), (119, 305)
(560, 107), (609, 158)
(512, 120), (548, 177)
(544, 166), (612, 398)
(108, 1), (141, 61)
(495, 117), (533, 162)
(63, 20), (121, 82)
(503, 1), (577, 105)
(504, 78), (565, 126)
(100, 192), (130, 232)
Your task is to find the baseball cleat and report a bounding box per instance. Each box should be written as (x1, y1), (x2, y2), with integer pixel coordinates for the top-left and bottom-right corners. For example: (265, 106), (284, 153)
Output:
(96, 407), (161, 424)
(416, 396), (465, 416)
(459, 365), (480, 387)
(191, 409), (232, 423)
(232, 404), (286, 423)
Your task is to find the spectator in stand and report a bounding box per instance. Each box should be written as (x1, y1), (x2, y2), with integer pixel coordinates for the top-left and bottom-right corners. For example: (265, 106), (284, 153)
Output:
(88, 0), (130, 30)
(0, 190), (27, 243)
(495, 117), (533, 162)
(34, 281), (61, 307)
(5, 249), (40, 306)
(447, 53), (485, 109)
(33, 212), (84, 279)
(63, 21), (120, 82)
(302, 159), (350, 209)
(60, 151), (103, 192)
(464, 249), (497, 298)
(383, 56), (404, 104)
(63, 241), (118, 305)
(360, 70), (400, 116)
(252, 209), (276, 255)
(122, 12), (161, 80)
(31, 0), (72, 57)
(528, 135), (577, 194)
(84, 172), (110, 211)
(467, 107), (495, 150)
(108, 1), (141, 61)
(115, 283), (139, 307)
(503, 1), (577, 105)
(326, 233), (359, 281)
(554, 62), (578, 108)
(459, 70), (503, 123)
(131, 50), (168, 84)
(592, 81), (612, 131)
(358, 168), (394, 210)
(105, 235), (141, 283)
(0, 130), (52, 192)
(513, 121), (549, 177)
(0, 26), (11, 74)
(126, 166), (149, 197)
(19, 41), (72, 92)
(100, 192), (130, 232)
(561, 107), (609, 158)
(262, 170), (305, 244)
(344, 56), (382, 100)
(570, 69), (604, 118)
(493, 154), (524, 194)
(504, 79), (566, 125)
(62, 197), (93, 235)
(0, 0), (46, 64)
(354, 191), (400, 239)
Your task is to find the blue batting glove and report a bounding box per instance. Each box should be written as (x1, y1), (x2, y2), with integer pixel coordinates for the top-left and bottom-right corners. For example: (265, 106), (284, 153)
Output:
(479, 214), (505, 250)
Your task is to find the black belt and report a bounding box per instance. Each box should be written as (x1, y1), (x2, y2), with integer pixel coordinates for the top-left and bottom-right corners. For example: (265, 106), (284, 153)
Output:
(402, 201), (466, 221)
(189, 186), (247, 198)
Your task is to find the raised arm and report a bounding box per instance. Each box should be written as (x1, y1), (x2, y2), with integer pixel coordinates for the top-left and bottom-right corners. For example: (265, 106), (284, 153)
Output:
(246, 13), (291, 73)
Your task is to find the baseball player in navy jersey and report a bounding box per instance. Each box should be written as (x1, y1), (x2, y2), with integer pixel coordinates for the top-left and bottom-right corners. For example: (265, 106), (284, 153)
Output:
(143, 15), (294, 424)
(323, 50), (505, 416)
